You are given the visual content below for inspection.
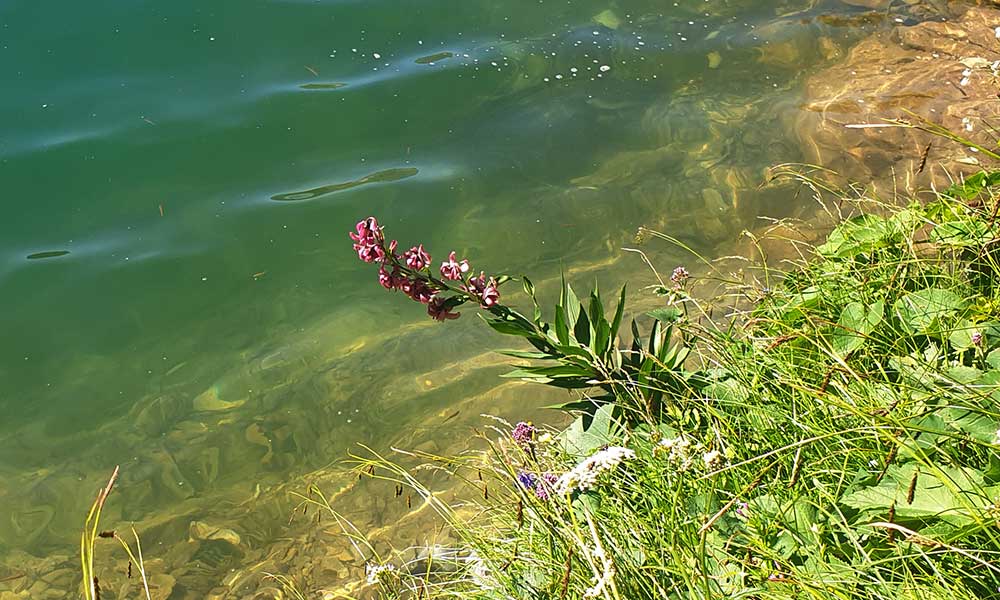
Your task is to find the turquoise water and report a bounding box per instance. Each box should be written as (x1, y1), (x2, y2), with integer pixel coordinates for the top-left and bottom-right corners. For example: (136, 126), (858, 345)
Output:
(0, 0), (902, 596)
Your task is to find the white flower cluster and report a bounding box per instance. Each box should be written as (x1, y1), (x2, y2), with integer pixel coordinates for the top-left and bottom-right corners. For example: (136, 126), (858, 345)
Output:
(365, 563), (397, 585)
(658, 435), (695, 470)
(659, 436), (724, 471)
(555, 446), (636, 495)
(702, 449), (723, 469)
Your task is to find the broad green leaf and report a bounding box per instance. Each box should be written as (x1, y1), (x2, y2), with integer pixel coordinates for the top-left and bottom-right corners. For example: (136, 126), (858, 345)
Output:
(987, 349), (1000, 371)
(893, 288), (964, 335)
(649, 319), (663, 357)
(522, 276), (543, 326)
(554, 344), (594, 360)
(590, 287), (611, 356)
(942, 170), (1000, 201)
(948, 319), (978, 352)
(832, 301), (884, 358)
(932, 219), (993, 248)
(816, 214), (889, 258)
(557, 403), (624, 457)
(946, 365), (982, 384)
(648, 307), (683, 324)
(543, 398), (611, 412)
(572, 491), (602, 515)
(798, 556), (860, 589)
(939, 407), (998, 442)
(702, 378), (750, 403)
(589, 286), (605, 324)
(593, 317), (610, 357)
(840, 464), (994, 526)
(774, 286), (823, 323)
(628, 320), (643, 369)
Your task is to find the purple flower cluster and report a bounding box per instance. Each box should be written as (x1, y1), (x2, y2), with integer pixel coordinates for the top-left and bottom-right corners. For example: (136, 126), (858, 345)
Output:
(670, 266), (690, 287)
(534, 473), (559, 500)
(349, 216), (504, 321)
(516, 471), (558, 500)
(511, 421), (536, 445)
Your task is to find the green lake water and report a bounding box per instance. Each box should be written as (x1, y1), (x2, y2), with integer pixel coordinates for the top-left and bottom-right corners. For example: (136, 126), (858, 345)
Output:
(0, 0), (914, 596)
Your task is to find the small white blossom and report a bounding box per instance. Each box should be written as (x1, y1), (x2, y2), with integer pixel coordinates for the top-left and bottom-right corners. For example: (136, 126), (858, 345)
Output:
(555, 446), (636, 494)
(659, 436), (696, 469)
(365, 563), (396, 585)
(963, 117), (974, 132)
(703, 450), (722, 468)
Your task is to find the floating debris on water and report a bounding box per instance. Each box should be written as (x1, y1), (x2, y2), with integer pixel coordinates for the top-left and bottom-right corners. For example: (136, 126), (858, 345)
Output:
(271, 167), (419, 202)
(415, 51), (453, 65)
(26, 250), (70, 260)
(299, 82), (348, 90)
(592, 9), (621, 30)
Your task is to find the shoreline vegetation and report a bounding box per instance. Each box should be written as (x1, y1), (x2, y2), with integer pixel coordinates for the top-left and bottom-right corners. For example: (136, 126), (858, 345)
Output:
(328, 157), (1000, 599)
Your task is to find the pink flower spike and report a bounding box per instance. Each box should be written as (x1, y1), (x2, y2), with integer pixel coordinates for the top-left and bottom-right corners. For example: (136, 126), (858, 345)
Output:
(403, 278), (435, 304)
(404, 245), (431, 270)
(465, 272), (486, 295)
(427, 296), (461, 321)
(378, 265), (397, 290)
(480, 277), (500, 308)
(349, 217), (386, 263)
(440, 251), (470, 281)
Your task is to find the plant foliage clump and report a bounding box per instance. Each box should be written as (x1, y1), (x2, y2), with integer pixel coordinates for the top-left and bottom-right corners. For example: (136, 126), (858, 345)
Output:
(348, 173), (1000, 600)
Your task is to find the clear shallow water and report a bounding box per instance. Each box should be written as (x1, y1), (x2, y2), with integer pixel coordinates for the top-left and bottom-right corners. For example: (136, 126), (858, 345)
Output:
(0, 0), (905, 595)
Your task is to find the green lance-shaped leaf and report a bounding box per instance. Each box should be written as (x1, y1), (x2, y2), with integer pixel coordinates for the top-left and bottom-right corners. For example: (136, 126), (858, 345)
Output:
(522, 276), (543, 326)
(609, 284), (627, 346)
(561, 274), (582, 331)
(649, 319), (663, 358)
(574, 298), (592, 347)
(554, 304), (570, 346)
(590, 286), (612, 356)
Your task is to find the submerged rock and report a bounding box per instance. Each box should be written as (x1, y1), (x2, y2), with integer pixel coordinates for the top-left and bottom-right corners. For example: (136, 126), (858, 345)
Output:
(795, 5), (1000, 190)
(131, 394), (192, 436)
(193, 385), (248, 412)
(190, 520), (242, 547)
